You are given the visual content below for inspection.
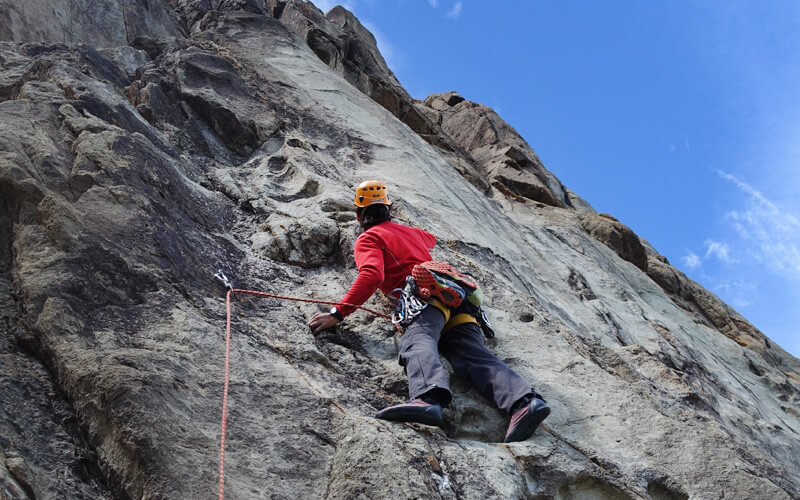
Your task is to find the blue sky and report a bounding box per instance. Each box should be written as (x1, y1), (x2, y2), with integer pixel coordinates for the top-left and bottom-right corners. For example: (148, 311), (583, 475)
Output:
(315, 1), (800, 357)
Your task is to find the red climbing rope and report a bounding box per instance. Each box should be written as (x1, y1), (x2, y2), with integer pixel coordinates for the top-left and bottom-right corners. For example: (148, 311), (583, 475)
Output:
(228, 288), (391, 320)
(218, 290), (232, 500)
(217, 285), (392, 500)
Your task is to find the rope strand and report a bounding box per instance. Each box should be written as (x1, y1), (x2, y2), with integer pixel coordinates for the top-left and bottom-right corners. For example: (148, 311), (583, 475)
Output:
(230, 288), (391, 319)
(218, 290), (232, 500)
(218, 288), (391, 499)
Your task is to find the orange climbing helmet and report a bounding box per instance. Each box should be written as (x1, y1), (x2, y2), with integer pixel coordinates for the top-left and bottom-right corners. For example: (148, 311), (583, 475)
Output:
(353, 180), (392, 207)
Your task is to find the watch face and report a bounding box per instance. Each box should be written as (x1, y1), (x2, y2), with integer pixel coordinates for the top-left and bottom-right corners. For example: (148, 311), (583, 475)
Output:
(330, 307), (338, 314)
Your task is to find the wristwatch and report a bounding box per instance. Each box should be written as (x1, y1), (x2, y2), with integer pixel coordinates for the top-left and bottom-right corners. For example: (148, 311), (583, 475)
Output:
(329, 307), (344, 321)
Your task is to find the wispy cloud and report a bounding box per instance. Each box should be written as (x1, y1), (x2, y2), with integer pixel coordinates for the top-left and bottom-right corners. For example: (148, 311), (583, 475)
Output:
(704, 239), (736, 263)
(446, 1), (462, 19)
(698, 4), (800, 213)
(676, 3), (800, 354)
(427, 0), (438, 7)
(717, 170), (800, 277)
(712, 279), (757, 308)
(682, 251), (702, 270)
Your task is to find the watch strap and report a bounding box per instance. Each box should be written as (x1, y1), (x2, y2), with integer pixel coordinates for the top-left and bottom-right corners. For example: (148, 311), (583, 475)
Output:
(330, 307), (344, 321)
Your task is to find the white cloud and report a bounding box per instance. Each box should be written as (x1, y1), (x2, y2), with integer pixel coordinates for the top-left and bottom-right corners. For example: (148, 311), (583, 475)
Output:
(711, 280), (757, 309)
(704, 239), (735, 263)
(718, 170), (800, 276)
(427, 0), (438, 7)
(697, 4), (800, 214)
(446, 1), (462, 19)
(681, 251), (702, 270)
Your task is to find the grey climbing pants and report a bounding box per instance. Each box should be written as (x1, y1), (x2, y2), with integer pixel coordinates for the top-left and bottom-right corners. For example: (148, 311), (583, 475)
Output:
(398, 305), (534, 413)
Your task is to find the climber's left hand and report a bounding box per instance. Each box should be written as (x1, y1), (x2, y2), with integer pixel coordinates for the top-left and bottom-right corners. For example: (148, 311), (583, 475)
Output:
(309, 312), (339, 335)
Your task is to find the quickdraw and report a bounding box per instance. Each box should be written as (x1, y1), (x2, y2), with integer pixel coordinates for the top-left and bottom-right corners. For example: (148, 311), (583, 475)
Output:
(391, 276), (428, 327)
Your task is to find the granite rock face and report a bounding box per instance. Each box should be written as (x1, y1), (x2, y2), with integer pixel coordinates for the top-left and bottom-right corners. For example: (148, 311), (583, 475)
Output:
(0, 1), (799, 499)
(0, 0), (184, 47)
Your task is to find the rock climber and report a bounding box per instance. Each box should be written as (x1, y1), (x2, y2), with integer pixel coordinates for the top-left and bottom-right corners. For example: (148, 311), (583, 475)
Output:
(308, 180), (550, 443)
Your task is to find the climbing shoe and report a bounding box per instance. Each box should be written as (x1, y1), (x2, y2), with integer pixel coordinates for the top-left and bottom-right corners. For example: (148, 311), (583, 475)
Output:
(504, 398), (550, 443)
(375, 398), (443, 426)
(412, 262), (468, 308)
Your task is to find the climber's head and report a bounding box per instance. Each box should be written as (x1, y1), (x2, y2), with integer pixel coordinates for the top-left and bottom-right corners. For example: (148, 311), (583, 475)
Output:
(354, 180), (392, 229)
(353, 180), (392, 207)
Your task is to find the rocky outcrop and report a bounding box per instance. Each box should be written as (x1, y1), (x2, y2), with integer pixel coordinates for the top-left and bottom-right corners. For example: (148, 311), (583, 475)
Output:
(1, 1), (799, 499)
(127, 45), (284, 157)
(417, 91), (593, 210)
(269, 2), (455, 149)
(580, 212), (648, 271)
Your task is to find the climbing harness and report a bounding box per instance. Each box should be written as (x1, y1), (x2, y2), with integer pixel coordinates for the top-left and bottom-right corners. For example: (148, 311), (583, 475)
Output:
(403, 261), (494, 338)
(213, 270), (392, 500)
(391, 276), (428, 327)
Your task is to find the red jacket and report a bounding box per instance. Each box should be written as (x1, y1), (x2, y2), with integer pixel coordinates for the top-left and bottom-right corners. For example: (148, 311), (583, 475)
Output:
(338, 220), (436, 317)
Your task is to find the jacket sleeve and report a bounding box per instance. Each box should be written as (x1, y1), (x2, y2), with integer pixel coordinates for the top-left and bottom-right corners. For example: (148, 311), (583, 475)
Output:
(338, 231), (385, 317)
(419, 228), (436, 250)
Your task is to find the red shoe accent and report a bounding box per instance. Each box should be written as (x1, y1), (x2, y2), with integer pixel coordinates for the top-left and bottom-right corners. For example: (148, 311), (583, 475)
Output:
(504, 399), (550, 443)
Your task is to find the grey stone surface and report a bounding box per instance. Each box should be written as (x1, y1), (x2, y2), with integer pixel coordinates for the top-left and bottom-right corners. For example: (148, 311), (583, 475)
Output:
(0, 1), (798, 499)
(0, 0), (184, 47)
